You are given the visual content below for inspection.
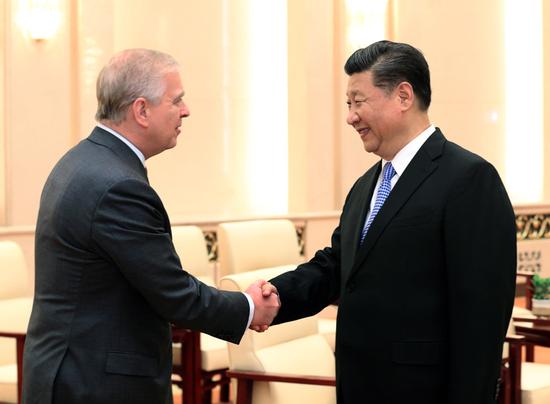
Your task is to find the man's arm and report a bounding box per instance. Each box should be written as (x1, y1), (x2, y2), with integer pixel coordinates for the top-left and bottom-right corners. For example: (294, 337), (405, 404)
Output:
(91, 178), (263, 343)
(268, 225), (342, 325)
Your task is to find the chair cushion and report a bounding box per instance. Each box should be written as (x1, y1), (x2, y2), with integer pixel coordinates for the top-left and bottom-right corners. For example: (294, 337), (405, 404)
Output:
(172, 334), (229, 372)
(513, 306), (536, 318)
(257, 334), (334, 375)
(317, 318), (336, 352)
(0, 242), (29, 299)
(522, 362), (550, 404)
(0, 364), (17, 403)
(0, 297), (33, 365)
(252, 334), (336, 404)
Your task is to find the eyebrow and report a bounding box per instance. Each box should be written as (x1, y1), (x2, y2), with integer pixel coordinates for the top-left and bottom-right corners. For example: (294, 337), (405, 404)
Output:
(346, 90), (360, 98)
(172, 91), (185, 102)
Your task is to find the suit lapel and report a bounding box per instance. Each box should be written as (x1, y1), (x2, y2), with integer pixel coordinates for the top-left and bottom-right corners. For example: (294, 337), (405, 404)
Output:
(347, 130), (446, 282)
(349, 161), (382, 272)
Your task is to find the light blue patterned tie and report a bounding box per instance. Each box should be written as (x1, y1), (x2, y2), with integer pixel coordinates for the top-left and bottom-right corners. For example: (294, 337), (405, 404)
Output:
(360, 162), (396, 244)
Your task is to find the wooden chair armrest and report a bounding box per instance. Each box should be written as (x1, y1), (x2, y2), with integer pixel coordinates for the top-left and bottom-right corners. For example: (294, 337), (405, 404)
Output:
(226, 369), (335, 404)
(513, 317), (550, 326)
(505, 334), (526, 343)
(226, 369), (336, 386)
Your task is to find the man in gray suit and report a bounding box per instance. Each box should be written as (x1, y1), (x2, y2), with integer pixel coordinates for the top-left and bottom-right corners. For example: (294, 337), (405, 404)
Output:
(22, 49), (279, 404)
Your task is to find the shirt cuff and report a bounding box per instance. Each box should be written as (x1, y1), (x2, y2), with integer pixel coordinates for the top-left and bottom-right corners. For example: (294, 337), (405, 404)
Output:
(243, 292), (255, 329)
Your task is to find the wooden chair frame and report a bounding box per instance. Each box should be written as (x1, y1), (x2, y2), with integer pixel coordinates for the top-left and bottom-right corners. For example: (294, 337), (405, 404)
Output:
(226, 369), (336, 404)
(171, 326), (230, 404)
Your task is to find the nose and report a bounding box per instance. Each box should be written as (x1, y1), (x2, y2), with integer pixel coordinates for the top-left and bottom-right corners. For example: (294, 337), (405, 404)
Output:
(346, 109), (358, 126)
(180, 102), (190, 118)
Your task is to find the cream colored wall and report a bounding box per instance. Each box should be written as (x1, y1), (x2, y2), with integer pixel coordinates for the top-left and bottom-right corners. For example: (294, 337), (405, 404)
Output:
(393, 0), (507, 177)
(545, 1), (550, 203)
(4, 0), (75, 226)
(396, 0), (550, 205)
(287, 0), (337, 212)
(1, 0), (549, 229)
(0, 0), (6, 224)
(333, 0), (385, 208)
(79, 0), (292, 218)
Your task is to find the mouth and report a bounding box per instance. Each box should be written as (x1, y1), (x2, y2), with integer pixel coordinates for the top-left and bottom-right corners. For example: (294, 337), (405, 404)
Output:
(356, 127), (370, 139)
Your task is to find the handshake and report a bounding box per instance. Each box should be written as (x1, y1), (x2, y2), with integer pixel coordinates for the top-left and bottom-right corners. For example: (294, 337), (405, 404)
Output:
(245, 280), (280, 333)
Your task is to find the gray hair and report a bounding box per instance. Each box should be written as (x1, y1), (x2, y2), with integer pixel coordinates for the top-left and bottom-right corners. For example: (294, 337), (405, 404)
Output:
(95, 49), (179, 124)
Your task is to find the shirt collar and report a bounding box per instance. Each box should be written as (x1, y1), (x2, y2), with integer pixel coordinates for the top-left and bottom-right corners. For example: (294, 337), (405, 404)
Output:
(96, 123), (146, 166)
(383, 124), (436, 177)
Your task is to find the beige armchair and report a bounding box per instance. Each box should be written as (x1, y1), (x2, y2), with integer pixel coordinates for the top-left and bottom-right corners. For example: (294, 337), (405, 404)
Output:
(217, 219), (303, 279)
(217, 219), (336, 351)
(0, 241), (33, 404)
(170, 225), (231, 403)
(171, 225), (216, 286)
(219, 267), (336, 404)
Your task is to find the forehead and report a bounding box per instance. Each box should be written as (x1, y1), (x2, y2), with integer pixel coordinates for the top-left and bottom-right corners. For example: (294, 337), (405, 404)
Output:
(346, 71), (375, 97)
(163, 70), (184, 94)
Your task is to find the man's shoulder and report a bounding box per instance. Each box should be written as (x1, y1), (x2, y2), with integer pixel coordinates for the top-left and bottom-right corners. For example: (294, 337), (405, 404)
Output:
(441, 139), (494, 174)
(42, 139), (149, 211)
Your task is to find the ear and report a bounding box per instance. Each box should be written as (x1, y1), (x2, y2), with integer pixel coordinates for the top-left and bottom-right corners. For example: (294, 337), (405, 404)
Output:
(395, 81), (414, 111)
(132, 97), (149, 128)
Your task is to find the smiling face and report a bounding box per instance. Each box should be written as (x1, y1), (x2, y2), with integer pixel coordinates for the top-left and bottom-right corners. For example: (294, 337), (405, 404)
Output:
(346, 71), (405, 160)
(146, 70), (190, 155)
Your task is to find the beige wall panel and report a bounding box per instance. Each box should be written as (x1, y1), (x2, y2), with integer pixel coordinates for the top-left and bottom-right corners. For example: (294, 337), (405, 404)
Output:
(303, 215), (339, 260)
(0, 0), (6, 224)
(392, 0), (506, 177)
(77, 0), (115, 139)
(5, 0), (73, 225)
(544, 1), (550, 203)
(333, 0), (381, 208)
(108, 0), (266, 219)
(288, 0), (337, 213)
(0, 229), (35, 292)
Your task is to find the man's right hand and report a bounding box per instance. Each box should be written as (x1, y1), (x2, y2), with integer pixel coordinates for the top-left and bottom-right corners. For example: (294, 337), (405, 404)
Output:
(245, 280), (280, 332)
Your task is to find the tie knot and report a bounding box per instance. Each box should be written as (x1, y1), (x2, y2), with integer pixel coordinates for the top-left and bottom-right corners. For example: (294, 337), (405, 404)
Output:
(383, 162), (396, 182)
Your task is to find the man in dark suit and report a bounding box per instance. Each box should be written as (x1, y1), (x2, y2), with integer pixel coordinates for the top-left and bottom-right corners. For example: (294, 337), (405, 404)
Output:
(22, 49), (279, 404)
(264, 41), (516, 403)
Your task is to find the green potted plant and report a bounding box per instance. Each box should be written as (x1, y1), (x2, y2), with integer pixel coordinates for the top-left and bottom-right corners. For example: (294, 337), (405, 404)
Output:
(531, 274), (550, 316)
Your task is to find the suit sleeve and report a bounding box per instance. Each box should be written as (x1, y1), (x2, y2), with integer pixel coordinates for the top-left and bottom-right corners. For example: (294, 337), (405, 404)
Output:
(268, 178), (363, 324)
(270, 227), (341, 324)
(444, 161), (516, 403)
(90, 179), (249, 344)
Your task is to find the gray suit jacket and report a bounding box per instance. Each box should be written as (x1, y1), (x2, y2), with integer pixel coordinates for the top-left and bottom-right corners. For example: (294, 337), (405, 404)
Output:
(22, 127), (249, 404)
